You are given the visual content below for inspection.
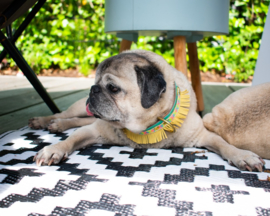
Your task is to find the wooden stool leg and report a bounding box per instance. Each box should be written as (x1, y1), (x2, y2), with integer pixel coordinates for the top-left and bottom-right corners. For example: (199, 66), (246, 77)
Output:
(173, 36), (188, 76)
(119, 39), (132, 53)
(187, 42), (204, 114)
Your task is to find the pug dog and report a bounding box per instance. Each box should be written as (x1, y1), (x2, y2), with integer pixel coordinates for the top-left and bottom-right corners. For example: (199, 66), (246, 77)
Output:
(29, 50), (267, 171)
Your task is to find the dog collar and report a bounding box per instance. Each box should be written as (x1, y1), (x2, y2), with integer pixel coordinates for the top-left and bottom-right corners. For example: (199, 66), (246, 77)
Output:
(123, 84), (190, 144)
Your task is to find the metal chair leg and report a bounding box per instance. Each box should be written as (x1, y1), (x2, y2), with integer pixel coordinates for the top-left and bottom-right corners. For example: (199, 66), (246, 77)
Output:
(0, 0), (46, 62)
(0, 31), (60, 114)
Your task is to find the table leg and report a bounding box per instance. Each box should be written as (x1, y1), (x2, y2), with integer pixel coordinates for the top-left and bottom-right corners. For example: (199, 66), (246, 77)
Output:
(187, 42), (204, 114)
(173, 36), (188, 76)
(119, 39), (132, 53)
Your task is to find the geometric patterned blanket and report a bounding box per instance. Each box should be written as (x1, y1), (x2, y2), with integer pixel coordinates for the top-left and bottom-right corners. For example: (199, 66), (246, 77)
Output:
(0, 127), (270, 216)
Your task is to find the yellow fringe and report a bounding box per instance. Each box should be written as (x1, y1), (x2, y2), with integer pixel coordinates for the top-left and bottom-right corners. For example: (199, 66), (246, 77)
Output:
(123, 89), (190, 144)
(123, 128), (168, 145)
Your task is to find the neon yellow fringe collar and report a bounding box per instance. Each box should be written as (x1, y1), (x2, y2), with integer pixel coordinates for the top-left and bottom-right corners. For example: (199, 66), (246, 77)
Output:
(123, 84), (190, 144)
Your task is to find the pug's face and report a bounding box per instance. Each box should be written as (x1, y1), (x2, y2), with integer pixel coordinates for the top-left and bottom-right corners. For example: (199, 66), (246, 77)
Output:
(86, 51), (167, 133)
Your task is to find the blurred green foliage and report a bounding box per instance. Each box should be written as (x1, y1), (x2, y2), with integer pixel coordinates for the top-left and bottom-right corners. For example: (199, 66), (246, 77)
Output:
(197, 0), (269, 82)
(1, 0), (269, 81)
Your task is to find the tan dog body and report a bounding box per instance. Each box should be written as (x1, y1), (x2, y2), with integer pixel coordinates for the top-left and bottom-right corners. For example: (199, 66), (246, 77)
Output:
(203, 83), (270, 159)
(29, 50), (266, 171)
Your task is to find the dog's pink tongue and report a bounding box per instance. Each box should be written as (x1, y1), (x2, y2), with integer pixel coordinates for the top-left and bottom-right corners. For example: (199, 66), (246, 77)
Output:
(86, 103), (94, 116)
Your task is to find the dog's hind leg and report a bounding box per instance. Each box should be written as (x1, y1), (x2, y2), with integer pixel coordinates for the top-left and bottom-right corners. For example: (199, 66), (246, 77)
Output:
(202, 113), (215, 132)
(29, 97), (89, 129)
(196, 129), (265, 172)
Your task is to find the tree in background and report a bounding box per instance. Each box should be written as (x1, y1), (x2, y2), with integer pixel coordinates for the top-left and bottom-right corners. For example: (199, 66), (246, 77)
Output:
(1, 0), (269, 82)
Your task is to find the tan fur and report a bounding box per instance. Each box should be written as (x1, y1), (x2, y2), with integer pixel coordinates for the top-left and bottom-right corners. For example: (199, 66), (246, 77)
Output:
(203, 83), (270, 159)
(29, 50), (265, 171)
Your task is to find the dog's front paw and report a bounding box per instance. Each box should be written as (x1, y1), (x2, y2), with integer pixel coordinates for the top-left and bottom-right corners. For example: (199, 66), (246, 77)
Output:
(48, 119), (66, 133)
(34, 143), (68, 166)
(28, 116), (54, 129)
(228, 150), (265, 172)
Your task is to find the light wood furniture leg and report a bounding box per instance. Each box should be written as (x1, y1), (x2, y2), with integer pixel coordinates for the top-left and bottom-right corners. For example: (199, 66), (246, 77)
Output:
(187, 42), (204, 114)
(119, 39), (132, 53)
(173, 36), (188, 76)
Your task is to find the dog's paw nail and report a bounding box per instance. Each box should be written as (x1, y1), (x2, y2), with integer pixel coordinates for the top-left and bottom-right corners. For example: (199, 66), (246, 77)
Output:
(33, 154), (37, 161)
(259, 157), (265, 165)
(61, 154), (68, 162)
(255, 164), (263, 172)
(37, 159), (44, 167)
(48, 158), (54, 166)
(245, 164), (252, 172)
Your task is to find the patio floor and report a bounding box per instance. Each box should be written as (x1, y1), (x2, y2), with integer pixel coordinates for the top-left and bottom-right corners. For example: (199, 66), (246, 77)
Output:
(0, 75), (251, 134)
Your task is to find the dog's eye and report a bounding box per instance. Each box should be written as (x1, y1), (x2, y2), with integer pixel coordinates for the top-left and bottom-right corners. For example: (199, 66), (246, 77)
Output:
(107, 84), (120, 93)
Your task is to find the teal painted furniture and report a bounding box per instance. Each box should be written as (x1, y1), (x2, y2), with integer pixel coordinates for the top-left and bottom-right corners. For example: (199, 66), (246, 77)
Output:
(105, 0), (229, 43)
(104, 0), (230, 114)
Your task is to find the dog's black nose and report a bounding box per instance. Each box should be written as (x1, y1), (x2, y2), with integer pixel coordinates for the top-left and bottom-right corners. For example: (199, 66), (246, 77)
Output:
(91, 85), (101, 94)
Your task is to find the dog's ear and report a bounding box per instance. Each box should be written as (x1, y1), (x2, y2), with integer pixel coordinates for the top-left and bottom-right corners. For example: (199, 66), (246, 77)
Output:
(135, 65), (166, 109)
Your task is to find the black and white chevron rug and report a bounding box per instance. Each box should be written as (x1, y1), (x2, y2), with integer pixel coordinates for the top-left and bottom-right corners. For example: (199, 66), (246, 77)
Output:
(0, 126), (270, 216)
